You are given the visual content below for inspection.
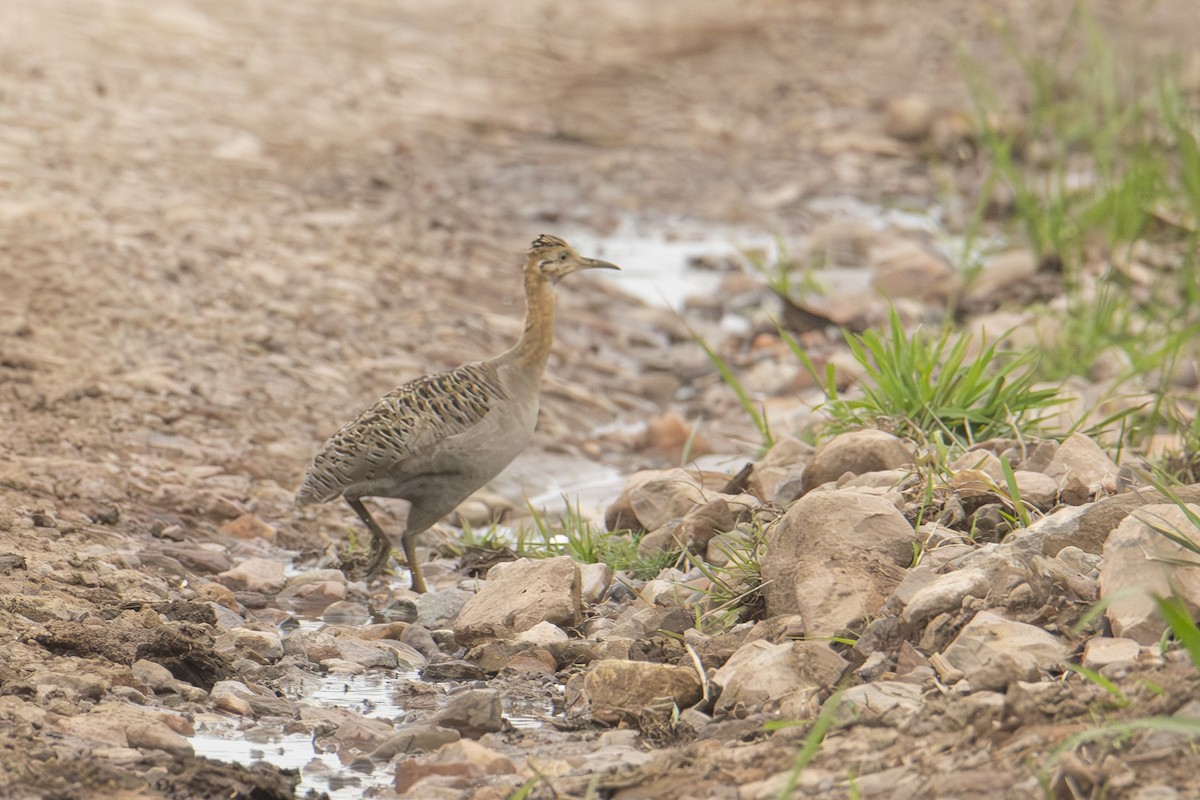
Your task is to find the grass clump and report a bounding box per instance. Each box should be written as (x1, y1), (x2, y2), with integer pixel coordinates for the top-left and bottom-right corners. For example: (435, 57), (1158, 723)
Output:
(786, 306), (1063, 448)
(517, 496), (678, 579)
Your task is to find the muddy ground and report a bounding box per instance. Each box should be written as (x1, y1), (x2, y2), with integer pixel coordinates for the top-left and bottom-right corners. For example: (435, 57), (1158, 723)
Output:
(3, 1), (1200, 799)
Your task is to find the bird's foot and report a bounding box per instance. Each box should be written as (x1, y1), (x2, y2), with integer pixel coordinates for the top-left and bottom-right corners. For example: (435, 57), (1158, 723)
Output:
(339, 533), (396, 581)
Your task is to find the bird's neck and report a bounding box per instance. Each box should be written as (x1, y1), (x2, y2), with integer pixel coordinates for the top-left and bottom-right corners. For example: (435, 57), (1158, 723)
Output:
(509, 268), (555, 374)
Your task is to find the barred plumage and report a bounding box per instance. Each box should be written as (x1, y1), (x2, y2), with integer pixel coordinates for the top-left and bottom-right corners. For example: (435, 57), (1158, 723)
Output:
(297, 362), (505, 506)
(296, 235), (619, 592)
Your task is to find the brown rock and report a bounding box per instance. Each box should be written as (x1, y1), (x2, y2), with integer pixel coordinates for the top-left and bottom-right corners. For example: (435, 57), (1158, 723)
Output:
(884, 94), (934, 142)
(453, 556), (581, 645)
(800, 430), (914, 496)
(763, 490), (918, 636)
(1043, 433), (1120, 495)
(711, 640), (846, 715)
(605, 468), (729, 532)
(1099, 504), (1200, 644)
(939, 610), (1068, 691)
(394, 740), (515, 794)
(870, 239), (961, 304)
(749, 435), (811, 503)
(218, 513), (276, 542)
(584, 659), (704, 725)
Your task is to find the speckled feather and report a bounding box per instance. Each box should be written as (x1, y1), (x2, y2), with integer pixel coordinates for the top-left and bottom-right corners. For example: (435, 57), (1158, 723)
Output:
(296, 361), (507, 506)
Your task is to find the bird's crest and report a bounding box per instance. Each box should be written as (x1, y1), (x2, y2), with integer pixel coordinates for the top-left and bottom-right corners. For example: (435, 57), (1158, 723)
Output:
(529, 234), (568, 252)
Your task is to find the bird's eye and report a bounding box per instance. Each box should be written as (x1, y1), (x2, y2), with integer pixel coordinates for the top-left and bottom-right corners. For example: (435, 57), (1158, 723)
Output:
(558, 252), (567, 260)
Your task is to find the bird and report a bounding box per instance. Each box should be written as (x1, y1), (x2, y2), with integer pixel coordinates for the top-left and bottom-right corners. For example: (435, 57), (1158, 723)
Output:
(296, 235), (620, 593)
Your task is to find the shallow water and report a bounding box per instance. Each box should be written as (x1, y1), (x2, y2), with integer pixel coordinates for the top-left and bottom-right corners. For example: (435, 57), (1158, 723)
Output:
(189, 664), (558, 797)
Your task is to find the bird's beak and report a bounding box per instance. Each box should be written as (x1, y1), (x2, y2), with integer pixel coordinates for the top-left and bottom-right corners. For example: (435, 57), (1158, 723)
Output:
(580, 258), (620, 272)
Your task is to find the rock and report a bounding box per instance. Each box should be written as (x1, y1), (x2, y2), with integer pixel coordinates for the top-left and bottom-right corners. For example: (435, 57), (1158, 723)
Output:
(763, 491), (918, 636)
(331, 635), (402, 669)
(454, 557), (581, 645)
(399, 623), (441, 660)
(516, 620), (569, 646)
(213, 627), (284, 663)
(1013, 470), (1059, 510)
(1081, 637), (1142, 669)
(939, 610), (1068, 691)
(209, 680), (296, 719)
(800, 430), (914, 496)
(56, 703), (193, 757)
(711, 640), (846, 716)
(1043, 433), (1120, 495)
(605, 468), (728, 532)
(416, 588), (474, 629)
(368, 724), (460, 761)
(884, 94), (934, 142)
(211, 681), (255, 716)
(394, 739), (515, 794)
(430, 688), (503, 738)
(322, 600), (369, 625)
(579, 562), (613, 603)
(898, 567), (992, 630)
(749, 435), (811, 503)
(1098, 504), (1200, 644)
(421, 659), (487, 682)
(839, 681), (923, 726)
(965, 249), (1038, 306)
(333, 714), (396, 751)
(218, 513), (276, 542)
(584, 660), (703, 725)
(216, 558), (286, 594)
(462, 640), (541, 673)
(159, 544), (232, 574)
(870, 239), (961, 304)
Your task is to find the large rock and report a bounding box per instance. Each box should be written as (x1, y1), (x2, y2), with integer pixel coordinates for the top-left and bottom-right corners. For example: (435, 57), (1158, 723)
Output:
(584, 660), (703, 725)
(605, 468), (729, 532)
(216, 557), (286, 594)
(763, 491), (918, 636)
(394, 739), (515, 794)
(800, 430), (915, 496)
(453, 557), (581, 645)
(430, 688), (503, 739)
(1043, 432), (1120, 495)
(1098, 504), (1200, 644)
(939, 610), (1068, 691)
(1026, 484), (1200, 556)
(711, 640), (846, 716)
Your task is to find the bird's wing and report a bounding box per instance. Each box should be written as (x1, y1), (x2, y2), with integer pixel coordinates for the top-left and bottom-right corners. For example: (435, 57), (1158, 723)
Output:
(296, 361), (505, 504)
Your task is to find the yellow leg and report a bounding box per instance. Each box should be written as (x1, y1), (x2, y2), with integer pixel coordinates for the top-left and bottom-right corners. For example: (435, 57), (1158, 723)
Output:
(404, 533), (427, 593)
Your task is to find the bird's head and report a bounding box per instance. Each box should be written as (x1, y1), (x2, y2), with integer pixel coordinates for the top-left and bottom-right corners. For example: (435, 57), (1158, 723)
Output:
(527, 234), (620, 283)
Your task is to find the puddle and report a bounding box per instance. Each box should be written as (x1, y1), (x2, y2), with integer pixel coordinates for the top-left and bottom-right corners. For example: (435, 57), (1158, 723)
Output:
(571, 205), (982, 312)
(568, 218), (777, 309)
(190, 663), (561, 797)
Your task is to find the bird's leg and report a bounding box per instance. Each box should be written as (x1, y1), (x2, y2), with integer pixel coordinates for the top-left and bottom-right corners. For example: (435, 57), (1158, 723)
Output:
(344, 497), (396, 579)
(402, 532), (427, 594)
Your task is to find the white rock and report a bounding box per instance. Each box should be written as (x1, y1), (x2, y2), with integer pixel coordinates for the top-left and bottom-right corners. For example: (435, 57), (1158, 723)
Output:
(516, 621), (569, 646)
(1081, 637), (1142, 668)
